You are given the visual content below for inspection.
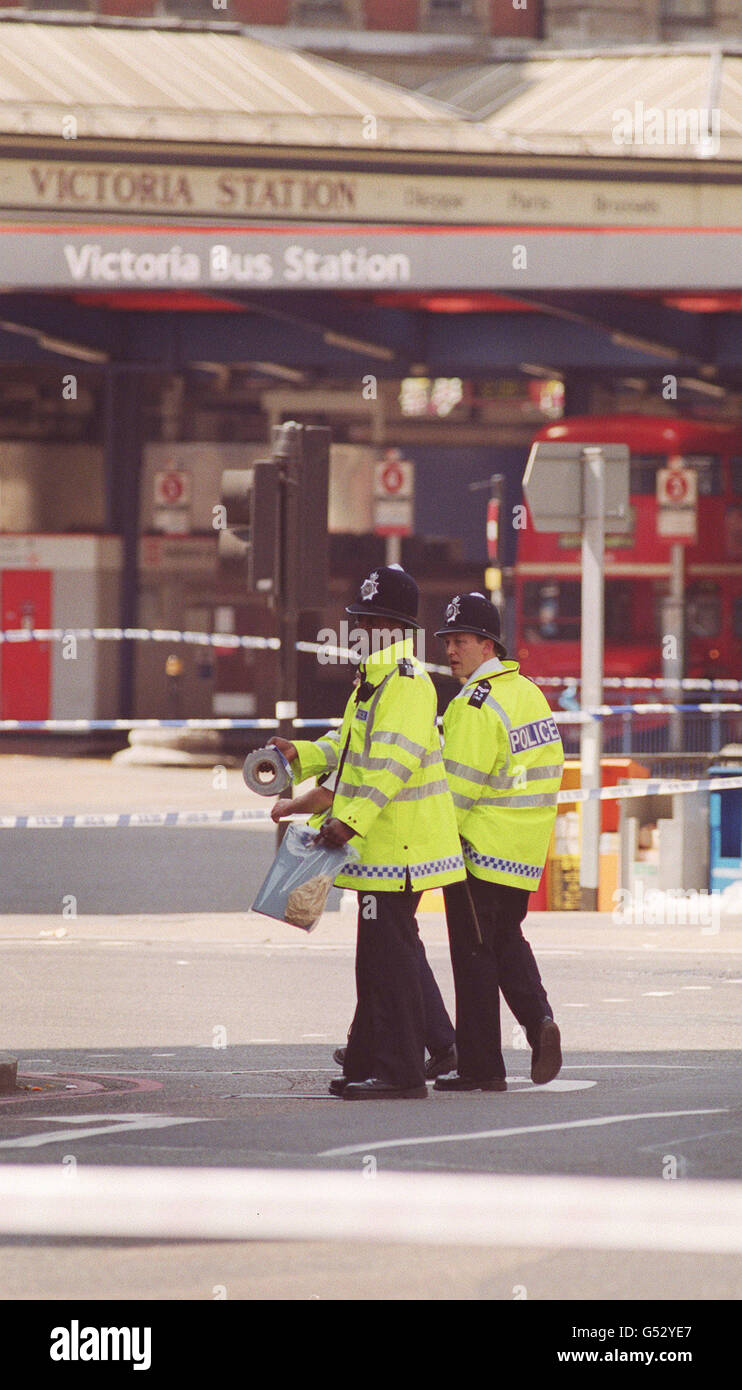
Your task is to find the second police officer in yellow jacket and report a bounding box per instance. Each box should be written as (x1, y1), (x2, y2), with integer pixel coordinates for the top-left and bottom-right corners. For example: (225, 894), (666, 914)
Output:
(434, 591), (565, 1092)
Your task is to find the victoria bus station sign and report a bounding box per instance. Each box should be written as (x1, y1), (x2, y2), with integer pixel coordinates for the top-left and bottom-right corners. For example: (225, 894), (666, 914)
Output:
(3, 226), (742, 291)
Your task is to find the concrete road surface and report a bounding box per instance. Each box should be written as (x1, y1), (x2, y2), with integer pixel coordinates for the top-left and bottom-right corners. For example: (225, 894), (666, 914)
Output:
(1, 908), (741, 1301)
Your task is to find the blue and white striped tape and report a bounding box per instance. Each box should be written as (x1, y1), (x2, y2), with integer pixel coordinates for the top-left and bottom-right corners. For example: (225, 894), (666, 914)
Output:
(1, 704), (739, 733)
(0, 717), (344, 732)
(0, 627), (281, 652)
(3, 628), (739, 689)
(539, 675), (742, 692)
(554, 703), (742, 722)
(0, 627), (452, 676)
(0, 807), (275, 830)
(555, 773), (742, 805)
(3, 773), (742, 829)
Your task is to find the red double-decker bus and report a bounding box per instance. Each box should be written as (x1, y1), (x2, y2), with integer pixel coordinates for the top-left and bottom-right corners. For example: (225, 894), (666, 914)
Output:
(514, 415), (742, 683)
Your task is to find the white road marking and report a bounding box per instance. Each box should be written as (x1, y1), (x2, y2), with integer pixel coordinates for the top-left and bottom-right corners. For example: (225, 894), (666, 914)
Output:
(486, 1079), (596, 1094)
(34, 1068), (339, 1076)
(223, 1093), (336, 1100)
(321, 1109), (727, 1159)
(643, 991), (674, 996)
(0, 1114), (211, 1149)
(561, 1003), (587, 1008)
(601, 998), (629, 1003)
(562, 1063), (712, 1070)
(2, 1163), (742, 1252)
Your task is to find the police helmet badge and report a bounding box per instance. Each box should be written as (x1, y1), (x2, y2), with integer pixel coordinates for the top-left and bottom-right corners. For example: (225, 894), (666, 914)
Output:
(360, 571), (380, 602)
(445, 595), (461, 624)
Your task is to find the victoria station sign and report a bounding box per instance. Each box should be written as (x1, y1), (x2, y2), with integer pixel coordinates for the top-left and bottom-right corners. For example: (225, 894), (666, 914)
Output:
(3, 158), (742, 228)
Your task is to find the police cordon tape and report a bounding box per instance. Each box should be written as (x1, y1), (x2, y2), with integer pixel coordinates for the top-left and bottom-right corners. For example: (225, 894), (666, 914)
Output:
(0, 626), (279, 652)
(541, 675), (742, 692)
(2, 704), (740, 733)
(0, 718), (341, 731)
(3, 773), (742, 829)
(0, 627), (452, 676)
(3, 628), (741, 690)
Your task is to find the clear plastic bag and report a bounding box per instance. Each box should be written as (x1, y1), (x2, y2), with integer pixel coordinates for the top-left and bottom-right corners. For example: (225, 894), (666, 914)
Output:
(251, 822), (360, 932)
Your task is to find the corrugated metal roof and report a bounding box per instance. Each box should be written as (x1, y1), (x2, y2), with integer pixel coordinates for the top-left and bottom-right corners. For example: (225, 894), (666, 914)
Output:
(0, 18), (489, 150)
(423, 50), (742, 160)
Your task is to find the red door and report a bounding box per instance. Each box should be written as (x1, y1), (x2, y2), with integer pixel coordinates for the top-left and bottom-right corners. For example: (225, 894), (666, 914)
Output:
(0, 570), (52, 719)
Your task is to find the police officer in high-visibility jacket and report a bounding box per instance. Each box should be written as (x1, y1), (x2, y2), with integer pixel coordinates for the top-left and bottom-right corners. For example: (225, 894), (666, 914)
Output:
(434, 592), (564, 1093)
(270, 566), (466, 1101)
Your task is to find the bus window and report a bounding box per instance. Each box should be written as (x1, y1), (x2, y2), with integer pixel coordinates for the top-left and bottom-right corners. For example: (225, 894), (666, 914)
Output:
(686, 582), (721, 638)
(522, 581), (580, 642)
(678, 455), (723, 495)
(731, 458), (742, 494)
(630, 455), (665, 494)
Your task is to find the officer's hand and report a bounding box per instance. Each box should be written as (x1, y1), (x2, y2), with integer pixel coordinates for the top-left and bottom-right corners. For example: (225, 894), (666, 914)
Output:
(267, 736), (298, 763)
(271, 799), (294, 823)
(317, 817), (355, 848)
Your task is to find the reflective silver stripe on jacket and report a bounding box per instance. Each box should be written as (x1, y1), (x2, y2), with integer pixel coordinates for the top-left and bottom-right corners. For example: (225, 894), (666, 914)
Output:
(346, 750), (413, 782)
(372, 729), (429, 761)
(444, 758), (491, 785)
(337, 778), (450, 805)
(395, 779), (450, 802)
(317, 739), (339, 770)
(335, 781), (389, 809)
(362, 671), (396, 758)
(453, 683), (513, 729)
(483, 693), (512, 729)
(445, 758), (563, 793)
(347, 747), (442, 777)
(451, 790), (477, 810)
(476, 791), (559, 808)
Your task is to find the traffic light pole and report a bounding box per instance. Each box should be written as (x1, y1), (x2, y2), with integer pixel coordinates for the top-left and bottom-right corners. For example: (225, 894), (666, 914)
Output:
(580, 446), (605, 913)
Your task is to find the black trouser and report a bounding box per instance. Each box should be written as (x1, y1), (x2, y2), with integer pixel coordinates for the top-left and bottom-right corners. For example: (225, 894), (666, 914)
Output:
(345, 933), (455, 1060)
(343, 884), (428, 1089)
(443, 872), (553, 1081)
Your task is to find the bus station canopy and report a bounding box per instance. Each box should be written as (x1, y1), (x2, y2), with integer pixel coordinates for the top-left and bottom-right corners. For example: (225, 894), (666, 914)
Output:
(0, 15), (489, 151)
(423, 46), (742, 162)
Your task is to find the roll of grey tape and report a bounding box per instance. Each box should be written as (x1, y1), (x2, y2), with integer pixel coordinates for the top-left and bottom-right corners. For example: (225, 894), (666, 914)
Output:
(243, 746), (292, 797)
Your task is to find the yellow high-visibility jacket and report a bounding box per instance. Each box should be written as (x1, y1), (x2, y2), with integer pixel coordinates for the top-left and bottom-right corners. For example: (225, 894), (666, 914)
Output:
(442, 658), (564, 891)
(292, 639), (465, 892)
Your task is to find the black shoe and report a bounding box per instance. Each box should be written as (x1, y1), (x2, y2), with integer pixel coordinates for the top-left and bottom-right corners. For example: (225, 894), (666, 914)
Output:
(433, 1073), (507, 1093)
(328, 1076), (350, 1096)
(424, 1044), (457, 1080)
(531, 1019), (562, 1085)
(333, 1047), (346, 1067)
(342, 1078), (428, 1101)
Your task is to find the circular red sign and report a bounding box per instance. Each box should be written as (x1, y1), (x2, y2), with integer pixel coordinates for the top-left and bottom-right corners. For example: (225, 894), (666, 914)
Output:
(665, 472), (688, 502)
(160, 473), (184, 503)
(381, 463), (404, 494)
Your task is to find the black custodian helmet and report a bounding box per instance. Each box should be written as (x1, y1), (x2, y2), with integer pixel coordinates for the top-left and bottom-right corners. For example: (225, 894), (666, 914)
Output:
(345, 564), (421, 629)
(435, 592), (506, 655)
